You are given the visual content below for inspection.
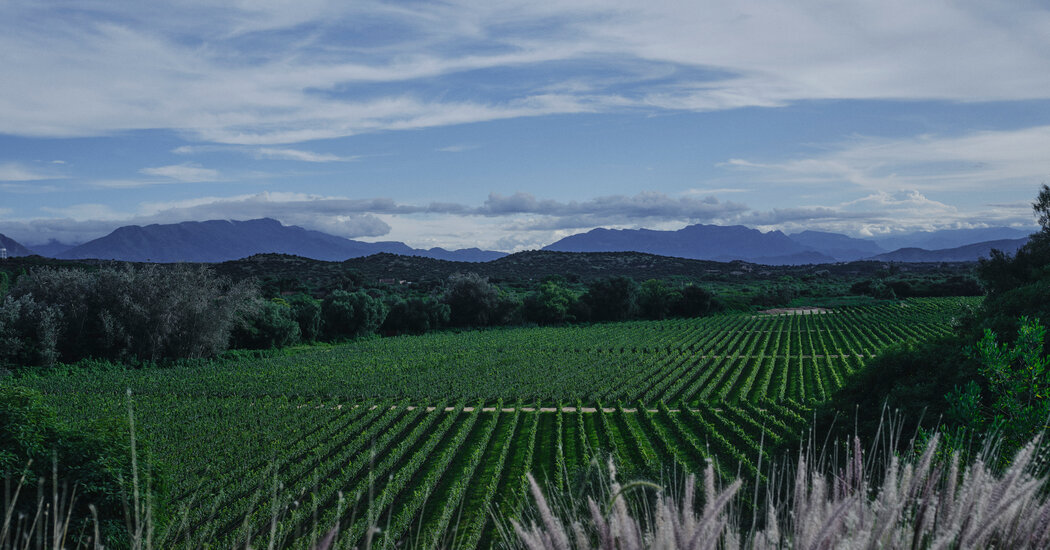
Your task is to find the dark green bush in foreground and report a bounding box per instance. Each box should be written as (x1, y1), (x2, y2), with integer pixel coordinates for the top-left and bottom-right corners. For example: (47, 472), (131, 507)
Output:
(0, 386), (164, 543)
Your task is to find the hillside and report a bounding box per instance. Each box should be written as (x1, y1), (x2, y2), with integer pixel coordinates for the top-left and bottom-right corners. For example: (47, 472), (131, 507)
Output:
(0, 233), (34, 257)
(543, 224), (834, 264)
(868, 238), (1029, 262)
(57, 218), (506, 263)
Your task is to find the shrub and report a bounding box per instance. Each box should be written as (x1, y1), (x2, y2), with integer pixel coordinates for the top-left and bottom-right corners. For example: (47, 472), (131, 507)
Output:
(322, 289), (387, 339)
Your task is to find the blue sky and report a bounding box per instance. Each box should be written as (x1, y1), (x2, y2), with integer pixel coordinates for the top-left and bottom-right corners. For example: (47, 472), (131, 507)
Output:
(2, 1), (1049, 251)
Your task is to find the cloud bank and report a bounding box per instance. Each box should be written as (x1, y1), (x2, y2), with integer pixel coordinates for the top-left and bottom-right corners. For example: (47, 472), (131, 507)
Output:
(1, 1), (1048, 144)
(1, 188), (1039, 252)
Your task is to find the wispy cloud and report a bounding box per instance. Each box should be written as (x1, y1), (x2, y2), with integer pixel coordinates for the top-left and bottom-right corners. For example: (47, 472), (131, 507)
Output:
(724, 125), (1050, 193)
(173, 145), (357, 162)
(1, 2), (1047, 144)
(0, 162), (63, 182)
(436, 144), (478, 153)
(139, 163), (220, 183)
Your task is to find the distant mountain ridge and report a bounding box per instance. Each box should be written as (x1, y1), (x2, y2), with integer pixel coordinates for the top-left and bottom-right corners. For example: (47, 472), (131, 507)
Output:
(542, 224), (1035, 265)
(874, 227), (1032, 251)
(56, 218), (506, 263)
(15, 219), (1038, 265)
(868, 238), (1030, 263)
(0, 233), (34, 257)
(543, 224), (837, 265)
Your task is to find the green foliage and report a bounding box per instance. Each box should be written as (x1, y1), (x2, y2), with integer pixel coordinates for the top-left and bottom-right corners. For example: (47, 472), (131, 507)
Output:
(810, 336), (977, 449)
(637, 279), (676, 320)
(287, 293), (322, 341)
(322, 289), (387, 339)
(382, 296), (450, 335)
(849, 279), (897, 300)
(672, 284), (718, 317)
(231, 298), (301, 349)
(442, 272), (509, 327)
(1, 265), (257, 367)
(581, 276), (639, 321)
(1034, 183), (1050, 231)
(967, 317), (1050, 454)
(0, 386), (162, 538)
(523, 279), (578, 324)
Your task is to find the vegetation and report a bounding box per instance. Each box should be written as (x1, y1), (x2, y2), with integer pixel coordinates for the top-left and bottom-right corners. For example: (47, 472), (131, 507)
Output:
(3, 297), (971, 548)
(810, 185), (1050, 458)
(512, 432), (1050, 550)
(0, 194), (1036, 547)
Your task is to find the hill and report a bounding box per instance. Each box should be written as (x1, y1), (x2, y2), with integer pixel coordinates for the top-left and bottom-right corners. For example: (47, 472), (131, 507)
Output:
(873, 227), (1032, 251)
(868, 238), (1030, 262)
(543, 224), (835, 264)
(0, 233), (34, 257)
(56, 218), (506, 263)
(788, 230), (886, 261)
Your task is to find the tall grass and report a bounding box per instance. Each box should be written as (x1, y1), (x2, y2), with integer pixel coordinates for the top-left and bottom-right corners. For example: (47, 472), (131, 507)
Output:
(5, 426), (1049, 549)
(510, 433), (1050, 549)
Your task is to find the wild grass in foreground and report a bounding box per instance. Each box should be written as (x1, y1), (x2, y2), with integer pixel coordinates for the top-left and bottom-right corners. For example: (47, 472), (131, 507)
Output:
(6, 432), (1050, 549)
(509, 433), (1050, 550)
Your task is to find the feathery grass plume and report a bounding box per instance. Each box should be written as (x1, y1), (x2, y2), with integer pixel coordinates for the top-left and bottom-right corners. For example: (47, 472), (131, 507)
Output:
(509, 434), (1050, 549)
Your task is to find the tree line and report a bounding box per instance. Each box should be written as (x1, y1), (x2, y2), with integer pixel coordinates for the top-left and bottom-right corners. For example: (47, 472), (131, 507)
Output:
(0, 266), (721, 369)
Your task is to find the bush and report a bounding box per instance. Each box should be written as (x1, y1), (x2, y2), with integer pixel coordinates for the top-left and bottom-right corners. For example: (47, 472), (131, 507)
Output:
(672, 284), (718, 318)
(231, 298), (301, 349)
(382, 297), (450, 335)
(322, 290), (387, 339)
(442, 272), (502, 327)
(1, 265), (257, 367)
(523, 280), (578, 325)
(288, 293), (323, 342)
(581, 277), (638, 322)
(0, 386), (164, 542)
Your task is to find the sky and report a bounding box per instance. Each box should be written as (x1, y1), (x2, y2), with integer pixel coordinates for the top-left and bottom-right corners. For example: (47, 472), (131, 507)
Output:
(1, 0), (1049, 251)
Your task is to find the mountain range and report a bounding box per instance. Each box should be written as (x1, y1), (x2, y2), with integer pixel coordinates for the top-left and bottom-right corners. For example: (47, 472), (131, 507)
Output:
(31, 219), (506, 263)
(1, 219), (1038, 265)
(0, 233), (34, 257)
(542, 224), (1035, 264)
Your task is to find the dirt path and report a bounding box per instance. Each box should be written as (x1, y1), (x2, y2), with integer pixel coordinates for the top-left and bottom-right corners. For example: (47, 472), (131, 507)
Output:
(758, 307), (831, 316)
(308, 404), (750, 413)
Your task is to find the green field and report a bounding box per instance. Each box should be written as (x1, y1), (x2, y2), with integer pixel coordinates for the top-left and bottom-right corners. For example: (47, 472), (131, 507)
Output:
(14, 296), (977, 548)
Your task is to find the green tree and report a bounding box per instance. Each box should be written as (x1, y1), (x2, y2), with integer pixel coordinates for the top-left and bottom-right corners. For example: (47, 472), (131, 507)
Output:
(523, 279), (578, 324)
(967, 317), (1050, 455)
(673, 285), (717, 317)
(231, 298), (301, 349)
(288, 293), (322, 342)
(581, 276), (639, 322)
(442, 272), (501, 327)
(322, 290), (387, 339)
(637, 279), (676, 320)
(1034, 183), (1050, 232)
(382, 297), (450, 335)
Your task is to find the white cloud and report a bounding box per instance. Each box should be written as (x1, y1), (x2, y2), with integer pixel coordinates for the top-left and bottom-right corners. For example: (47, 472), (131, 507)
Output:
(0, 162), (62, 181)
(725, 125), (1050, 193)
(173, 145), (357, 162)
(254, 148), (357, 162)
(0, 2), (1046, 143)
(139, 163), (220, 183)
(436, 144), (478, 153)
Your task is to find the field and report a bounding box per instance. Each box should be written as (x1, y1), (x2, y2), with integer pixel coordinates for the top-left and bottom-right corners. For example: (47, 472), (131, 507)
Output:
(16, 297), (977, 548)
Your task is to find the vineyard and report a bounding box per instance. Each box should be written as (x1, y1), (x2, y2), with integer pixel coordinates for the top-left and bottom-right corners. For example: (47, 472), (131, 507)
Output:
(18, 297), (977, 548)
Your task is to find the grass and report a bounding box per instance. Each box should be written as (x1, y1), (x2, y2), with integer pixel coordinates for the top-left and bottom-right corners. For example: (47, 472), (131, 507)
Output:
(7, 428), (1050, 549)
(509, 432), (1050, 549)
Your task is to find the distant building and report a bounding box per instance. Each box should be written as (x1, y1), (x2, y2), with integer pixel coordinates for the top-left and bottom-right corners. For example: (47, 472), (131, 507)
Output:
(0, 247), (6, 260)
